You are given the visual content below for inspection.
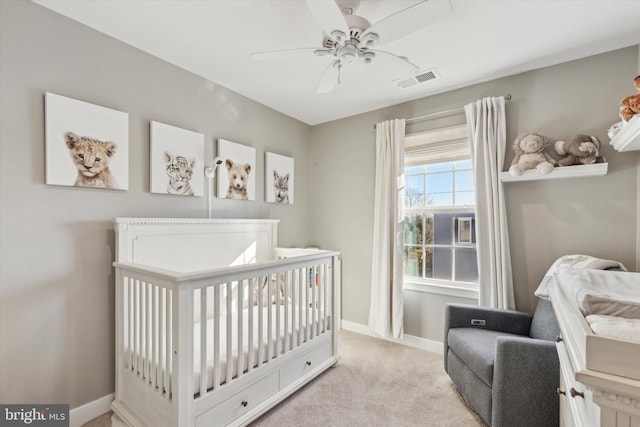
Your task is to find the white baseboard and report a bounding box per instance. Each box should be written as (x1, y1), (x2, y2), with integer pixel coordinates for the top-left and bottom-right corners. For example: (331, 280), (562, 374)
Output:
(340, 320), (443, 355)
(70, 393), (114, 427)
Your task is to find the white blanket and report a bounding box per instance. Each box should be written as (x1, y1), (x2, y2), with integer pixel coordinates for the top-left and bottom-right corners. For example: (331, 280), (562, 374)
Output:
(554, 268), (640, 318)
(586, 314), (640, 343)
(534, 254), (626, 301)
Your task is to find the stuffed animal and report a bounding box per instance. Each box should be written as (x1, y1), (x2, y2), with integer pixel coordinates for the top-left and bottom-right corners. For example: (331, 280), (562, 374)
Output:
(509, 132), (557, 176)
(619, 75), (640, 122)
(607, 120), (625, 140)
(554, 135), (600, 166)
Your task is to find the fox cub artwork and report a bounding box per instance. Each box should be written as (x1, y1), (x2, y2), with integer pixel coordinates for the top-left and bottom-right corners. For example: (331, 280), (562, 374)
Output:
(64, 131), (118, 189)
(225, 159), (251, 200)
(273, 170), (290, 204)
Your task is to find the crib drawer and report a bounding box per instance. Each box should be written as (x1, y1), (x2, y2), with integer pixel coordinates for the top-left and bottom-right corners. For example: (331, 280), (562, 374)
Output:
(280, 339), (332, 388)
(195, 371), (279, 427)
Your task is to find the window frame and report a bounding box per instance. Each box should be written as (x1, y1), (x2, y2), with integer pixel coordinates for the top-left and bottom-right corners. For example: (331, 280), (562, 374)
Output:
(402, 156), (479, 298)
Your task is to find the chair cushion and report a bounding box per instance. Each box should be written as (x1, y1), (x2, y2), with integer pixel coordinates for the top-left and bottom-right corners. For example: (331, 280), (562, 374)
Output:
(447, 328), (525, 386)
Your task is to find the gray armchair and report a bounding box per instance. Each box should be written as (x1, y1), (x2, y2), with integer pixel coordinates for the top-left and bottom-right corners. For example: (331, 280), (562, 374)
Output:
(444, 299), (560, 427)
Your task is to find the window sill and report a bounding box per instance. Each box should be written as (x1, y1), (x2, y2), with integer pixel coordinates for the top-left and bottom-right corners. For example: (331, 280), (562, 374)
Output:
(404, 279), (479, 299)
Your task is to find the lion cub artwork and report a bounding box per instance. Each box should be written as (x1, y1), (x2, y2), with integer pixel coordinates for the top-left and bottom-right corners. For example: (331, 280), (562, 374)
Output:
(273, 170), (290, 204)
(64, 131), (118, 189)
(164, 151), (196, 196)
(225, 159), (251, 200)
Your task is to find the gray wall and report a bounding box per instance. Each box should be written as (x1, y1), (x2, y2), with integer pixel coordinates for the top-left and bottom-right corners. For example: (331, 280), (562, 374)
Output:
(0, 1), (313, 408)
(310, 46), (639, 341)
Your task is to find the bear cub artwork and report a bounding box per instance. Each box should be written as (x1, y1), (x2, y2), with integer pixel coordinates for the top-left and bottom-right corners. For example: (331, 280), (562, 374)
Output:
(509, 132), (557, 176)
(225, 159), (251, 200)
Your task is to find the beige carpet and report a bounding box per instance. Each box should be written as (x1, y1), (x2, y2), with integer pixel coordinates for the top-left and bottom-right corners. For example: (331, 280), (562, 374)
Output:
(83, 330), (485, 427)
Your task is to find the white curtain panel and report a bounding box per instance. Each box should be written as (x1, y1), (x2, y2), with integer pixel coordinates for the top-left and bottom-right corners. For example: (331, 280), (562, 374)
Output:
(368, 119), (405, 339)
(464, 97), (515, 309)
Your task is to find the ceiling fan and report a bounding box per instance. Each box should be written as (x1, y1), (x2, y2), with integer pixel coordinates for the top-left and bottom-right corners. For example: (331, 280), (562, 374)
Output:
(253, 0), (451, 94)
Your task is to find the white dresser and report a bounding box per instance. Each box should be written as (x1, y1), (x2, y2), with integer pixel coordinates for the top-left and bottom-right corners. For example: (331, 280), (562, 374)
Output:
(550, 281), (640, 427)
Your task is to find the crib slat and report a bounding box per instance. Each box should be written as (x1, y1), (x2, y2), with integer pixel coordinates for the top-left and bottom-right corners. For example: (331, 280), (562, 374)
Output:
(226, 282), (233, 384)
(159, 288), (166, 395)
(291, 271), (297, 349)
(258, 277), (264, 367)
(213, 285), (221, 390)
(319, 264), (325, 334)
(237, 280), (244, 380)
(298, 268), (304, 346)
(134, 280), (140, 376)
(275, 274), (281, 357)
(304, 266), (313, 342)
(152, 284), (158, 390)
(146, 282), (152, 382)
(165, 289), (172, 399)
(199, 288), (208, 396)
(248, 279), (254, 373)
(127, 278), (133, 371)
(267, 275), (273, 362)
(284, 271), (290, 353)
(312, 266), (317, 339)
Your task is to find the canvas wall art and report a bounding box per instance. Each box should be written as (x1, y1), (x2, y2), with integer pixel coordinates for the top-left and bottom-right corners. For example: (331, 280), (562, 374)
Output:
(150, 121), (204, 197)
(45, 92), (129, 190)
(265, 152), (294, 204)
(216, 139), (256, 201)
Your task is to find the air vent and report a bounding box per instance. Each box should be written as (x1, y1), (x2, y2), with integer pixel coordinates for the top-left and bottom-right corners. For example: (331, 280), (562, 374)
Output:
(396, 69), (439, 88)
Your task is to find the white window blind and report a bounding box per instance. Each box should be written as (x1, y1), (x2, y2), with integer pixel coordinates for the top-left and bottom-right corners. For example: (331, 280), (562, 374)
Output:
(404, 124), (469, 166)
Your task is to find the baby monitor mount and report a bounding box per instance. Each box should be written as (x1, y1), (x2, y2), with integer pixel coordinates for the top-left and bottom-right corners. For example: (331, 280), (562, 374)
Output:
(204, 157), (224, 218)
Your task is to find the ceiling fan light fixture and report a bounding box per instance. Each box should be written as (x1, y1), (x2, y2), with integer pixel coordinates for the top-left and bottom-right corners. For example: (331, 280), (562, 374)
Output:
(359, 51), (375, 64)
(360, 32), (379, 47)
(337, 44), (358, 63)
(329, 30), (347, 44)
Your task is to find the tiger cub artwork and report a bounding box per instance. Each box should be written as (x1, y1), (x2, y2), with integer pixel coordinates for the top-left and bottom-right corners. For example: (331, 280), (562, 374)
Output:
(64, 131), (118, 189)
(273, 170), (290, 204)
(164, 151), (196, 196)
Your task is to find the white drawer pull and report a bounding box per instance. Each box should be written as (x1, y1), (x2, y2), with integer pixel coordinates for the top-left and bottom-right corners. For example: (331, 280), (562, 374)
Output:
(569, 388), (584, 399)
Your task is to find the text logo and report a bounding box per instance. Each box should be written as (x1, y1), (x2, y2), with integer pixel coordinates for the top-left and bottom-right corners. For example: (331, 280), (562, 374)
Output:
(0, 405), (68, 427)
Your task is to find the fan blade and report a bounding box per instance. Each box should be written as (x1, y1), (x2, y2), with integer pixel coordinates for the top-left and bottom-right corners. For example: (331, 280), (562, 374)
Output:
(317, 60), (341, 94)
(362, 0), (452, 45)
(252, 48), (331, 60)
(368, 50), (419, 78)
(305, 0), (350, 44)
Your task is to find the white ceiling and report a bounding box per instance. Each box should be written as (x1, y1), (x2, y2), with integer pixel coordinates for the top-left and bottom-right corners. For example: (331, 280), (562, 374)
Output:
(33, 0), (640, 125)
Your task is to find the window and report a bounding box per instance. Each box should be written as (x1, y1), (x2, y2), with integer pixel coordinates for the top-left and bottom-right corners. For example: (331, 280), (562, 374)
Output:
(403, 124), (478, 288)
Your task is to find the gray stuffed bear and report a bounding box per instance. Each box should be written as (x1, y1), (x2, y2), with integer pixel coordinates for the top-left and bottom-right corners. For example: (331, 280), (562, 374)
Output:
(554, 135), (600, 166)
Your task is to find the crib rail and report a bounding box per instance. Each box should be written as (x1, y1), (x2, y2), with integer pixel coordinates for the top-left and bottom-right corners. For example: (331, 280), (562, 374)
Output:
(113, 251), (339, 408)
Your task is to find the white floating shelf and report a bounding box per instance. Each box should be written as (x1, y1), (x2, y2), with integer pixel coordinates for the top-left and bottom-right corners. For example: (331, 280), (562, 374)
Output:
(500, 162), (608, 182)
(610, 115), (640, 152)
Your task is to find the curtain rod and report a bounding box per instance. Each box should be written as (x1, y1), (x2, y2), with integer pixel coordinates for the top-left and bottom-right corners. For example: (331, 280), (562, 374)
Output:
(374, 94), (511, 129)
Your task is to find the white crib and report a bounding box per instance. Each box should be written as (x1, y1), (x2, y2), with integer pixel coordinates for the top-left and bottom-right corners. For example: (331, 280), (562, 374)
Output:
(110, 218), (340, 427)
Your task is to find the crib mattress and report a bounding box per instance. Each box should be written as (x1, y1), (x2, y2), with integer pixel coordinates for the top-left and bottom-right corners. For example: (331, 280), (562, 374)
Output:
(192, 305), (326, 395)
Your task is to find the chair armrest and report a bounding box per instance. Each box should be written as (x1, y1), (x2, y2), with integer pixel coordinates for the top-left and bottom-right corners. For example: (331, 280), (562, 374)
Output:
(492, 337), (559, 427)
